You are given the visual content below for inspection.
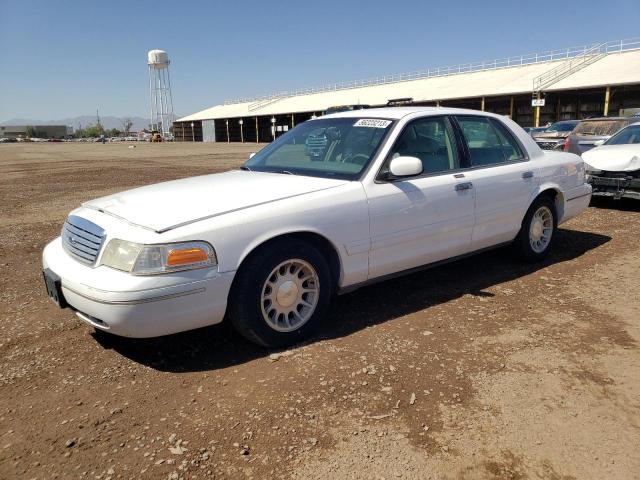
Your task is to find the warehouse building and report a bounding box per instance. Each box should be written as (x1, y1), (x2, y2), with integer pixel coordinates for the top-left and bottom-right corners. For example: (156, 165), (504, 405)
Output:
(0, 124), (72, 139)
(174, 38), (640, 142)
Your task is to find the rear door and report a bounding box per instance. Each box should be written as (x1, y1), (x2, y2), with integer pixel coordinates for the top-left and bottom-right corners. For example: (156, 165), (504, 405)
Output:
(452, 115), (539, 250)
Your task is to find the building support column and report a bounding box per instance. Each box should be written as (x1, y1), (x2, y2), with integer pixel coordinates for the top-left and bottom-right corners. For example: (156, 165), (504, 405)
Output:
(509, 97), (514, 119)
(225, 120), (229, 143)
(291, 114), (295, 128)
(255, 117), (259, 143)
(480, 97), (485, 111)
(603, 86), (611, 117)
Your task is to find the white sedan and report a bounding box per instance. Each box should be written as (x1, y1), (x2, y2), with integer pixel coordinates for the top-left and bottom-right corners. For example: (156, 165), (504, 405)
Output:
(583, 122), (640, 200)
(42, 107), (592, 347)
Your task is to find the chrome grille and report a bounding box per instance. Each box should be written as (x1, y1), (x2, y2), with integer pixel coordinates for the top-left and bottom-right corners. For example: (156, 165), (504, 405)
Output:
(61, 215), (106, 266)
(536, 140), (562, 150)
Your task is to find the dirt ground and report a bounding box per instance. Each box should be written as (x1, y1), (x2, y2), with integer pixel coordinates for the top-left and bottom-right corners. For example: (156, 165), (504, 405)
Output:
(1, 142), (639, 480)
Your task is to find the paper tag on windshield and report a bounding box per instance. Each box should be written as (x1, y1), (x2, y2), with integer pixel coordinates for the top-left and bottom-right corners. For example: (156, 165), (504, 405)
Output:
(354, 119), (392, 128)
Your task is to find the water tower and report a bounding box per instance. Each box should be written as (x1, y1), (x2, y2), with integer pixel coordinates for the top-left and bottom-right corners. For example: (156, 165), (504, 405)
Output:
(147, 49), (174, 138)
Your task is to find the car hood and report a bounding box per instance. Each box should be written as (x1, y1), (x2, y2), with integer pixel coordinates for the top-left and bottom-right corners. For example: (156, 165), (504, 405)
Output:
(83, 170), (349, 232)
(582, 144), (640, 172)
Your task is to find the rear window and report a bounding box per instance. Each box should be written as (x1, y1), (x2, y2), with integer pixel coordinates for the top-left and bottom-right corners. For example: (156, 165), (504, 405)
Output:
(573, 120), (628, 136)
(546, 121), (578, 133)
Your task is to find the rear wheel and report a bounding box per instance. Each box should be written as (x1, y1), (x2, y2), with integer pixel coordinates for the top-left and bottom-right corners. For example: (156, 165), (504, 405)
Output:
(228, 239), (332, 348)
(514, 196), (557, 262)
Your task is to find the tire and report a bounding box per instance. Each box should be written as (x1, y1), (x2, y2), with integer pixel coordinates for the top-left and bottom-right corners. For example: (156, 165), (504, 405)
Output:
(513, 195), (557, 262)
(228, 238), (333, 348)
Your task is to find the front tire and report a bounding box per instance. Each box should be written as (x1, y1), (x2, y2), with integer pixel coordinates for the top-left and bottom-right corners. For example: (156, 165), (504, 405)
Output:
(228, 239), (332, 348)
(514, 196), (557, 262)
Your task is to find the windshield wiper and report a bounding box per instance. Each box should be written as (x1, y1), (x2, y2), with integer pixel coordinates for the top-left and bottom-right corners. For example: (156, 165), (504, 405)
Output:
(240, 165), (251, 171)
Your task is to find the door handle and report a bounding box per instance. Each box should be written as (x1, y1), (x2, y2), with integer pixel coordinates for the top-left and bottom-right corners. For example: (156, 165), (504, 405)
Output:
(455, 182), (473, 191)
(522, 171), (534, 179)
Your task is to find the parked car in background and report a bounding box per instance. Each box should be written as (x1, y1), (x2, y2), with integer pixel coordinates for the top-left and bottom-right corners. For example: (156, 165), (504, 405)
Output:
(325, 104), (371, 115)
(583, 122), (640, 200)
(532, 120), (580, 150)
(564, 117), (635, 155)
(42, 107), (591, 347)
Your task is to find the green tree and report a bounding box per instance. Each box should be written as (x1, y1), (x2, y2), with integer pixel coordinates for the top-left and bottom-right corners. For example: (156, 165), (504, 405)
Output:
(83, 124), (105, 137)
(25, 125), (37, 138)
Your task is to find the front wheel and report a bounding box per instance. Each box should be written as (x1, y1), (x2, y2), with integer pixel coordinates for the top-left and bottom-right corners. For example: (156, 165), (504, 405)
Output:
(228, 239), (332, 348)
(514, 196), (557, 262)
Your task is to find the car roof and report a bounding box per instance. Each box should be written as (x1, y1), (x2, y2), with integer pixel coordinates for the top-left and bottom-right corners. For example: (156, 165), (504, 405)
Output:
(580, 116), (630, 121)
(320, 106), (505, 120)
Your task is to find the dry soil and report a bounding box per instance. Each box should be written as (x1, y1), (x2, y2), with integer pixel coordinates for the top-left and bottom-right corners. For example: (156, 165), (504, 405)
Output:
(1, 142), (639, 480)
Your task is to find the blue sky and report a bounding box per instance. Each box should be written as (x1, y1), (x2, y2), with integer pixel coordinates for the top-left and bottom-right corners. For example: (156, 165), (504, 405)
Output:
(1, 0), (639, 121)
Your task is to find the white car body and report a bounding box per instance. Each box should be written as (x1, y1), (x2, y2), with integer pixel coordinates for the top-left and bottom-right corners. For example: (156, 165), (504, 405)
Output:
(43, 107), (592, 338)
(582, 122), (640, 200)
(583, 144), (640, 172)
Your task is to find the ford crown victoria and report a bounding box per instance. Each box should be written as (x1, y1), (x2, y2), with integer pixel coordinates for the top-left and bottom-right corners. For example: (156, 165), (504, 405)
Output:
(42, 108), (592, 347)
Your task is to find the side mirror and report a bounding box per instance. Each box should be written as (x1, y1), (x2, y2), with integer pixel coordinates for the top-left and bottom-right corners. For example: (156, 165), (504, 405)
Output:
(594, 139), (605, 146)
(249, 152), (256, 159)
(388, 156), (423, 178)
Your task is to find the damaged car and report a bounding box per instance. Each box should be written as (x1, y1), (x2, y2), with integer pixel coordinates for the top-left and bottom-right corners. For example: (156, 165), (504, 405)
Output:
(583, 122), (640, 200)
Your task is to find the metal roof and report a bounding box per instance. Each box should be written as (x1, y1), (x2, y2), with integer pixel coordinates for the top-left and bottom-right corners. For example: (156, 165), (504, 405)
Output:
(177, 40), (640, 123)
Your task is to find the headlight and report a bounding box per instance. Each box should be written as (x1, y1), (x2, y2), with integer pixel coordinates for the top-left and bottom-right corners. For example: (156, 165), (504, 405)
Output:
(583, 162), (601, 174)
(101, 240), (217, 275)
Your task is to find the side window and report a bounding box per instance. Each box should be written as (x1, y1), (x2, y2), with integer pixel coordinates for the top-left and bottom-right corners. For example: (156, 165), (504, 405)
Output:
(490, 118), (525, 161)
(387, 116), (460, 175)
(456, 116), (524, 167)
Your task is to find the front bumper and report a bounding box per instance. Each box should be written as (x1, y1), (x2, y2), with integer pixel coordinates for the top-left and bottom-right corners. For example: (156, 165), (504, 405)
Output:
(42, 238), (235, 338)
(588, 173), (640, 200)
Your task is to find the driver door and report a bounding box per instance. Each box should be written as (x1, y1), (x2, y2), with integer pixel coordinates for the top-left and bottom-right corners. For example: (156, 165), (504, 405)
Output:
(365, 115), (475, 279)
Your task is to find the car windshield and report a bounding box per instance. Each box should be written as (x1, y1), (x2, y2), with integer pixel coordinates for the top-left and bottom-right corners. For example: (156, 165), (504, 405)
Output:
(573, 119), (628, 136)
(605, 124), (640, 145)
(545, 121), (578, 133)
(243, 117), (394, 179)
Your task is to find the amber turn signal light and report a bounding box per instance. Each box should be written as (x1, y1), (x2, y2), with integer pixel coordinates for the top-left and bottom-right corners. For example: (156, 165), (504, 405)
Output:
(167, 247), (209, 266)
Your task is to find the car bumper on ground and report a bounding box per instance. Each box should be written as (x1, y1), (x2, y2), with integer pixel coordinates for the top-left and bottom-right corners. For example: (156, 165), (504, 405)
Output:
(42, 238), (235, 338)
(588, 173), (640, 200)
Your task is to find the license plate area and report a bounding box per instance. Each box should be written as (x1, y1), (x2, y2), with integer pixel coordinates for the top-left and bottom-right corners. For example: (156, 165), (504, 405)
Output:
(43, 269), (68, 308)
